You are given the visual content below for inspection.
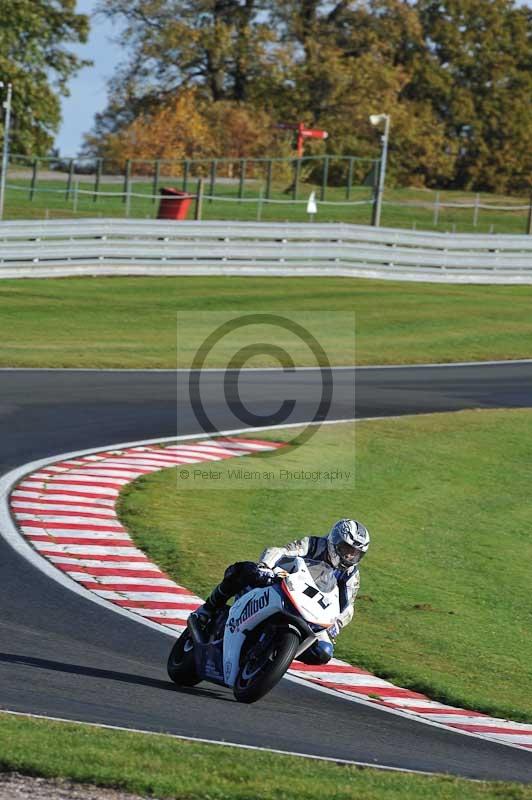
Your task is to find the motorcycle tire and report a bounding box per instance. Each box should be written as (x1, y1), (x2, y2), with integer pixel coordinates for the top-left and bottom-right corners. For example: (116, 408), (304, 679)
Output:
(233, 627), (299, 704)
(167, 629), (201, 686)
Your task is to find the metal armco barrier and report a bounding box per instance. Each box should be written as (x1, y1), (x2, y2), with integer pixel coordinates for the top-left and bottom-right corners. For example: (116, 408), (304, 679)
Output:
(1, 219), (531, 284)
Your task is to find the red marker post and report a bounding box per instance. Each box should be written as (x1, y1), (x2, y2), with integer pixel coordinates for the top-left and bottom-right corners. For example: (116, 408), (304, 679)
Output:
(296, 122), (328, 157)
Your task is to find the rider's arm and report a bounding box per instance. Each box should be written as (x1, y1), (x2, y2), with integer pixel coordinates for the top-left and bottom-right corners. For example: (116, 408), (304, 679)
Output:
(337, 569), (360, 630)
(258, 537), (311, 569)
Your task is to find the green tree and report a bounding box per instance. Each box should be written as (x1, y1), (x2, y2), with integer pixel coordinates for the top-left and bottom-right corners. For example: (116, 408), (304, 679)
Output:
(415, 0), (532, 192)
(88, 0), (285, 154)
(85, 89), (217, 169)
(270, 0), (455, 186)
(88, 0), (530, 192)
(0, 0), (90, 154)
(96, 0), (276, 105)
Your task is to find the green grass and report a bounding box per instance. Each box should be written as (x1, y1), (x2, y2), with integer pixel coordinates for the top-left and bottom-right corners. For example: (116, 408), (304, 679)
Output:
(4, 176), (529, 234)
(1, 712), (532, 799)
(118, 409), (532, 723)
(1, 276), (532, 368)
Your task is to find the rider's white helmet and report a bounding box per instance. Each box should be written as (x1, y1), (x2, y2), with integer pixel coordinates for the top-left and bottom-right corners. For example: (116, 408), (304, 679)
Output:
(327, 519), (370, 569)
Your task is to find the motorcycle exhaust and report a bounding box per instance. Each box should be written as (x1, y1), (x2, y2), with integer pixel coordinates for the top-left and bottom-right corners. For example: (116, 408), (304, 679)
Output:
(187, 612), (207, 646)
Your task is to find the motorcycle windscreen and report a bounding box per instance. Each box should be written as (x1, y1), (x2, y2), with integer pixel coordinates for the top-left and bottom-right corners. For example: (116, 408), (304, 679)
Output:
(305, 559), (337, 593)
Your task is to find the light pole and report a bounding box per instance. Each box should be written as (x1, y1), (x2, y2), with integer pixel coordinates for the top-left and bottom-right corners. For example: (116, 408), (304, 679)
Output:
(0, 82), (13, 221)
(369, 113), (390, 227)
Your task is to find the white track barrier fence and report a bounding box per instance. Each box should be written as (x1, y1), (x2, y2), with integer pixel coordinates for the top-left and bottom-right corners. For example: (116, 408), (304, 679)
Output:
(1, 219), (531, 283)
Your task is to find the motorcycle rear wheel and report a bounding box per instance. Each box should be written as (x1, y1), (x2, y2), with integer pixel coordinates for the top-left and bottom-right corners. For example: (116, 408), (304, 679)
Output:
(167, 629), (201, 686)
(233, 627), (299, 704)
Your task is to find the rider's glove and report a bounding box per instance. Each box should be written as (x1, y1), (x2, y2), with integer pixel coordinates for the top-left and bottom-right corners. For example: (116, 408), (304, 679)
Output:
(328, 621), (341, 641)
(255, 565), (275, 586)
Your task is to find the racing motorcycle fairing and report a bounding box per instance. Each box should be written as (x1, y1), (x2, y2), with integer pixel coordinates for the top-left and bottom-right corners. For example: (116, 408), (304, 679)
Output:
(223, 583), (285, 687)
(222, 557), (340, 687)
(188, 605), (229, 686)
(280, 558), (339, 629)
(179, 556), (341, 700)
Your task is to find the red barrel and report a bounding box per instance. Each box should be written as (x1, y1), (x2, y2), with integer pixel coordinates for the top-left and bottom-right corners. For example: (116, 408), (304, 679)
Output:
(157, 187), (193, 220)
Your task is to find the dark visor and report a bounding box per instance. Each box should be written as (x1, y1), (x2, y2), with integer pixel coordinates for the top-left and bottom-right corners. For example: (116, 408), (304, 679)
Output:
(337, 542), (362, 563)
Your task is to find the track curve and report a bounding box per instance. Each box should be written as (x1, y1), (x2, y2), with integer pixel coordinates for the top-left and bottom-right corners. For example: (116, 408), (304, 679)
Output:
(1, 364), (532, 781)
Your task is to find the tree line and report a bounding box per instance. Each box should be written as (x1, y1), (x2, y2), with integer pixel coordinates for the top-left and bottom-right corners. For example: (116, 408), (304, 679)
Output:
(1, 1), (530, 193)
(0, 1), (90, 154)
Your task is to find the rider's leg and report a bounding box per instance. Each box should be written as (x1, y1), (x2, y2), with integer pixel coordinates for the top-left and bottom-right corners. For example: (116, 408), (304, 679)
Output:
(195, 561), (261, 622)
(297, 631), (334, 665)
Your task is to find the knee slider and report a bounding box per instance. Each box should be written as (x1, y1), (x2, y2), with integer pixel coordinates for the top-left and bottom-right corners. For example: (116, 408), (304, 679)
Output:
(314, 640), (334, 665)
(299, 640), (334, 666)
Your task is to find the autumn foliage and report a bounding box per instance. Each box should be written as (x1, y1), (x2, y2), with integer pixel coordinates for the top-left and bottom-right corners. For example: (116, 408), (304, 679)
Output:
(96, 90), (215, 165)
(91, 91), (288, 173)
(85, 0), (532, 193)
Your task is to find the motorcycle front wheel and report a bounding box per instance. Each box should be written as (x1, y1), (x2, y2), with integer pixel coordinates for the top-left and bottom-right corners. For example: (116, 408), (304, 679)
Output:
(167, 629), (201, 686)
(233, 626), (299, 704)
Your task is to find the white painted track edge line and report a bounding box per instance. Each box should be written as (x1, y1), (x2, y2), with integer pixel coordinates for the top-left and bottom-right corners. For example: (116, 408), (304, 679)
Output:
(0, 424), (356, 642)
(0, 414), (428, 488)
(0, 707), (458, 779)
(1, 422), (531, 756)
(1, 357), (532, 371)
(285, 675), (532, 755)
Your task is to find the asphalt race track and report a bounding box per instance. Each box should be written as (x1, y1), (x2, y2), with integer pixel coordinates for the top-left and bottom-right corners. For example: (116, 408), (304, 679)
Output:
(1, 363), (532, 782)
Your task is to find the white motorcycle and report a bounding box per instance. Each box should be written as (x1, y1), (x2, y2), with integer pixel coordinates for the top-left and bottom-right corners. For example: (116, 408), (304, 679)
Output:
(167, 557), (340, 703)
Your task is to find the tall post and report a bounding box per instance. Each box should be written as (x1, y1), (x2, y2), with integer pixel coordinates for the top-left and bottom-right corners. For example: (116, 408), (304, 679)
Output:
(265, 159), (273, 200)
(257, 187), (264, 221)
(292, 158), (301, 200)
(433, 191), (441, 226)
(65, 158), (75, 200)
(194, 178), (204, 221)
(125, 173), (131, 217)
(93, 158), (102, 203)
(0, 82), (12, 221)
(209, 159), (217, 203)
(152, 159), (160, 204)
(123, 159), (131, 204)
(371, 114), (390, 228)
(30, 157), (38, 201)
(527, 192), (532, 236)
(346, 157), (354, 200)
(183, 160), (190, 192)
(320, 155), (329, 202)
(238, 159), (246, 201)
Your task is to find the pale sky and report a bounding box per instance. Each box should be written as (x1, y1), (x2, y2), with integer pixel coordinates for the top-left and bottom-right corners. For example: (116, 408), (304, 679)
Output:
(56, 0), (532, 157)
(55, 0), (123, 156)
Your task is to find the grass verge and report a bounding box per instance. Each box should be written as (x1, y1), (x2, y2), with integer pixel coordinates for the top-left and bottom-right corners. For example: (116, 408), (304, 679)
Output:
(1, 276), (532, 368)
(4, 179), (529, 235)
(119, 409), (532, 722)
(1, 712), (532, 799)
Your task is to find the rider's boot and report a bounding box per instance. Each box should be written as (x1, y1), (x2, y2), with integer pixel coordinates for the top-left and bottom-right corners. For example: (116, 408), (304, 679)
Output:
(193, 562), (259, 626)
(194, 584), (230, 627)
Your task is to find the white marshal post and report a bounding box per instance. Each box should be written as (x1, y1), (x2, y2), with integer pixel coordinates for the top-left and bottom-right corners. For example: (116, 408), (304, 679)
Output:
(0, 82), (13, 221)
(307, 190), (317, 222)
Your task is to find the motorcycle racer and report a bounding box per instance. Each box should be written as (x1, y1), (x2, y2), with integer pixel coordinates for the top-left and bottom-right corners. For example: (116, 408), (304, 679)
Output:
(194, 519), (370, 666)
